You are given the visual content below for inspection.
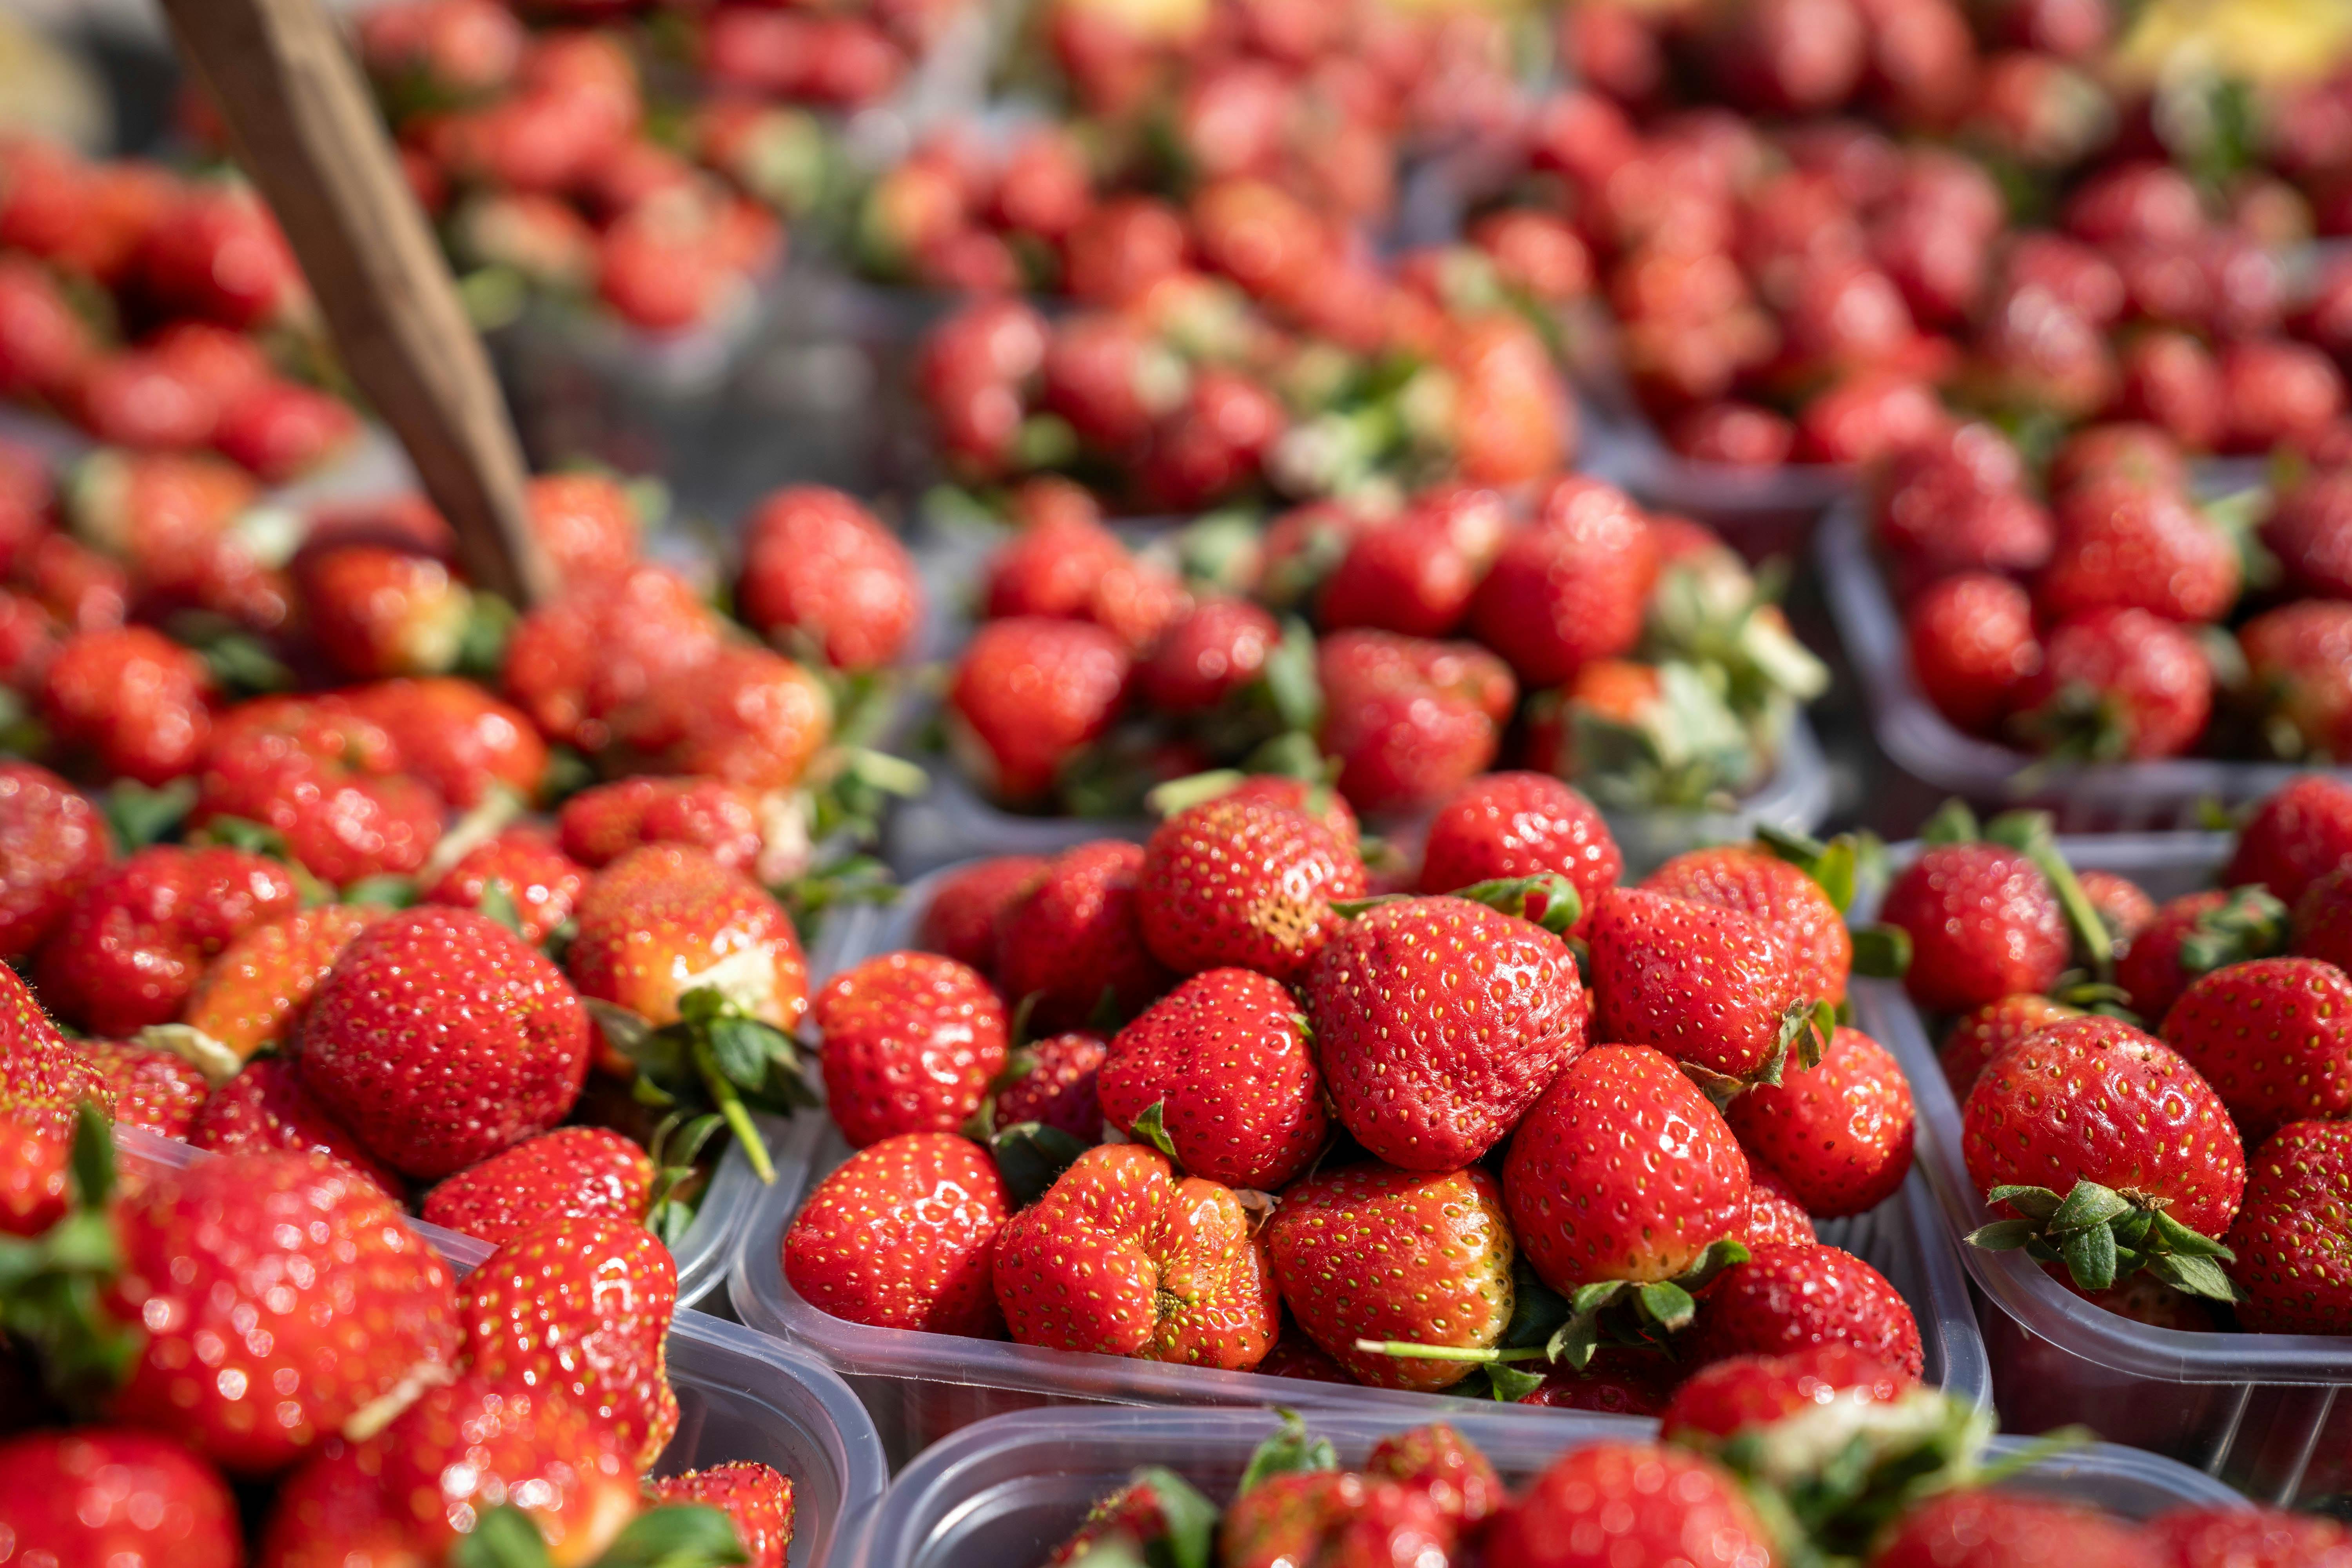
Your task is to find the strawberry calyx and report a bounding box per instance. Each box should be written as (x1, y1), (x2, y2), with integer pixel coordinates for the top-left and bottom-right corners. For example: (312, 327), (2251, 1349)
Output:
(0, 1103), (142, 1415)
(1336, 874), (1584, 936)
(448, 1501), (750, 1568)
(2175, 885), (2290, 974)
(1564, 661), (1763, 811)
(1924, 801), (2116, 981)
(642, 1111), (726, 1248)
(587, 986), (816, 1186)
(1966, 1180), (2242, 1301)
(1759, 824), (1911, 981)
(101, 778), (198, 851)
(1238, 1409), (1339, 1493)
(985, 1120), (1092, 1206)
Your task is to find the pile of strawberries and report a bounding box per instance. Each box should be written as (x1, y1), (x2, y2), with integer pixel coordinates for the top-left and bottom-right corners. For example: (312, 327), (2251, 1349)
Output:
(1038, 1398), (2348, 1567)
(0, 137), (360, 481)
(784, 767), (1922, 1412)
(1879, 774), (2352, 1333)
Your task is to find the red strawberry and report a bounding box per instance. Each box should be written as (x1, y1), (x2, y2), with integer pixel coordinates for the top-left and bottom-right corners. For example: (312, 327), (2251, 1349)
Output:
(2295, 866), (2352, 974)
(501, 563), (724, 753)
(652, 1463), (795, 1568)
(297, 907), (592, 1180)
(1136, 795), (1363, 981)
(2218, 338), (2345, 455)
(524, 472), (637, 587)
(1483, 1444), (1774, 1568)
(1744, 1165), (1819, 1247)
(423, 827), (587, 946)
(1307, 895), (1585, 1170)
(461, 1214), (679, 1469)
(1139, 598), (1280, 714)
(558, 777), (763, 873)
(989, 1030), (1107, 1140)
(1, 1112), (70, 1237)
(175, 904), (380, 1074)
(947, 617), (1131, 806)
(1586, 887), (1813, 1090)
(1416, 771), (1620, 937)
(2160, 958), (2352, 1145)
(2261, 469), (2352, 602)
(39, 625), (212, 786)
(1318, 509), (1484, 639)
(2114, 887), (2288, 1028)
(1645, 844), (1854, 1007)
(816, 952), (1008, 1148)
(737, 486), (920, 672)
(421, 1124), (655, 1244)
(0, 1429), (241, 1568)
(1880, 841), (2068, 1013)
(782, 1131), (1010, 1336)
(917, 855), (1047, 976)
(2140, 1506), (2352, 1568)
(1467, 481), (1657, 688)
(2036, 481), (2239, 625)
(189, 1058), (401, 1190)
(566, 844), (809, 1032)
(294, 536), (472, 680)
(2226, 1120), (2352, 1334)
(213, 379), (358, 483)
(1907, 574), (2040, 735)
(608, 643), (831, 791)
(18, 530), (131, 633)
(992, 1143), (1278, 1368)
(2228, 776), (2352, 907)
(1938, 993), (2080, 1096)
(1874, 1490), (2142, 1568)
(2077, 869), (2156, 949)
(1661, 1341), (1917, 1443)
(138, 185), (304, 330)
(191, 695), (444, 886)
(1098, 968), (1324, 1189)
(1062, 198), (1189, 307)
(984, 513), (1130, 625)
(1367, 1422), (1505, 1532)
(38, 846), (299, 1036)
(348, 676), (548, 809)
(0, 256), (95, 401)
(2242, 602), (2352, 762)
(1688, 1240), (1924, 1377)
(994, 840), (1172, 1033)
(1264, 1164), (1512, 1392)
(0, 761), (109, 961)
(1318, 630), (1515, 814)
(1727, 1025), (1914, 1217)
(0, 589), (60, 690)
(75, 1039), (208, 1139)
(2112, 330), (2224, 452)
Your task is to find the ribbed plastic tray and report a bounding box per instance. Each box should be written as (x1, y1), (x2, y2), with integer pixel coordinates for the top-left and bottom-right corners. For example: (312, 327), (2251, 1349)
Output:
(849, 1405), (2249, 1568)
(1851, 831), (2352, 1506)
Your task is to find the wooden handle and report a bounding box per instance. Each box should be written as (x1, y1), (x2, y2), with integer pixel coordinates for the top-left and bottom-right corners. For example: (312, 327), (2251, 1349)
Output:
(158, 0), (558, 610)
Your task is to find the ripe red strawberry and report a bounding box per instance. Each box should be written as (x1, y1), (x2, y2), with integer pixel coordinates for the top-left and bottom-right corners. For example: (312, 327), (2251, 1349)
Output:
(1728, 1025), (1914, 1217)
(2261, 469), (2352, 602)
(1586, 887), (1813, 1090)
(423, 827), (587, 946)
(38, 846), (299, 1036)
(1688, 1241), (1924, 1377)
(2, 1113), (70, 1237)
(39, 625), (213, 786)
(2295, 867), (2352, 974)
(566, 844), (809, 1031)
(2114, 887), (2288, 1028)
(1139, 597), (1281, 714)
(75, 1039), (208, 1138)
(2227, 775), (2352, 907)
(816, 951), (1008, 1148)
(1264, 1164), (1511, 1392)
(992, 1143), (1278, 1368)
(1417, 771), (1620, 937)
(994, 840), (1172, 1033)
(0, 256), (95, 401)
(523, 471), (637, 587)
(2218, 338), (2346, 454)
(1880, 841), (2068, 1013)
(2226, 1120), (2352, 1334)
(298, 907), (592, 1180)
(502, 563), (724, 753)
(1366, 1422), (1506, 1533)
(0, 588), (61, 690)
(1483, 1443), (1774, 1568)
(2013, 606), (2212, 760)
(213, 379), (359, 483)
(1318, 629), (1515, 814)
(2161, 958), (2352, 1144)
(783, 1131), (1011, 1336)
(421, 1124), (655, 1243)
(1136, 795), (1363, 981)
(1742, 1163), (1820, 1247)
(1874, 1490), (2141, 1568)
(348, 676), (548, 809)
(173, 904), (380, 1075)
(188, 1058), (401, 1190)
(737, 486), (920, 672)
(461, 1213), (678, 1469)
(294, 535), (472, 680)
(2241, 602), (2352, 761)
(192, 695), (445, 886)
(1939, 993), (2080, 1096)
(139, 185), (304, 330)
(559, 776), (764, 873)
(1307, 895), (1585, 1171)
(917, 855), (1047, 976)
(989, 1030), (1107, 1140)
(1646, 844), (1854, 1007)
(609, 642), (832, 791)
(1098, 968), (1324, 1190)
(653, 1463), (795, 1568)
(0, 761), (109, 961)
(2037, 480), (2240, 625)
(2141, 1506), (2352, 1568)
(1661, 1342), (1917, 1443)
(1907, 573), (2041, 736)
(947, 617), (1131, 806)
(0, 1429), (241, 1568)
(1468, 481), (1657, 688)
(1318, 510), (1483, 639)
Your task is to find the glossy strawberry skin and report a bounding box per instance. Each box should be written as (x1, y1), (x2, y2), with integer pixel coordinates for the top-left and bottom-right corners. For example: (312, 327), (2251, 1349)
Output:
(2014, 607), (2212, 761)
(525, 471), (638, 586)
(1099, 968), (1325, 1190)
(1417, 771), (1621, 938)
(188, 1057), (403, 1192)
(1880, 843), (2068, 1013)
(2226, 1120), (2352, 1335)
(558, 775), (766, 873)
(1874, 1490), (2143, 1568)
(1483, 1443), (1774, 1568)
(179, 904), (381, 1068)
(38, 625), (212, 786)
(1907, 573), (2040, 736)
(1688, 1241), (1924, 1379)
(782, 1131), (1011, 1336)
(2161, 958), (2352, 1145)
(737, 485), (920, 672)
(2139, 1506), (2352, 1568)
(990, 1030), (1107, 1140)
(1586, 887), (1805, 1085)
(421, 1124), (655, 1244)
(348, 676), (548, 809)
(423, 827), (588, 946)
(2227, 775), (2352, 908)
(1136, 795), (1364, 981)
(610, 643), (832, 791)
(994, 840), (1173, 1033)
(817, 951), (1009, 1148)
(1468, 483), (1657, 688)
(1, 1111), (70, 1236)
(297, 907), (592, 1180)
(0, 762), (109, 962)
(653, 1463), (796, 1568)
(566, 844), (809, 1032)
(1646, 845), (1854, 1006)
(1139, 597), (1279, 713)
(38, 846), (300, 1036)
(501, 563), (724, 753)
(1742, 1165), (1819, 1247)
(2036, 482), (2239, 625)
(0, 1428), (241, 1568)
(1727, 1026), (1914, 1218)
(1318, 630), (1515, 815)
(191, 695), (445, 886)
(947, 617), (1131, 806)
(1938, 993), (2079, 1097)
(917, 855), (1047, 976)
(1265, 1163), (1513, 1392)
(76, 1039), (208, 1139)
(1306, 895), (1587, 1171)
(1661, 1342), (1916, 1441)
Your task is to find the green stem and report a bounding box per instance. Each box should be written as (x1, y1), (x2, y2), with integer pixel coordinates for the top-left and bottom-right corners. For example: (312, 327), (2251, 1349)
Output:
(693, 1039), (776, 1185)
(1351, 1339), (1544, 1363)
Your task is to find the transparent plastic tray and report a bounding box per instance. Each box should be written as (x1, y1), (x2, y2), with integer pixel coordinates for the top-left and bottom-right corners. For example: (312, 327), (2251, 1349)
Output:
(849, 1405), (2248, 1568)
(1582, 408), (1852, 564)
(1851, 831), (2352, 1506)
(1818, 502), (2351, 830)
(112, 1126), (889, 1566)
(746, 864), (1987, 1466)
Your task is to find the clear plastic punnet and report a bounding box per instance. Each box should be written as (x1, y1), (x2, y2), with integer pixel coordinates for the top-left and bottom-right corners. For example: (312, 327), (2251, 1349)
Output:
(744, 864), (1989, 1466)
(1851, 832), (2352, 1507)
(1817, 502), (2351, 829)
(1583, 407), (1853, 563)
(847, 1405), (2249, 1568)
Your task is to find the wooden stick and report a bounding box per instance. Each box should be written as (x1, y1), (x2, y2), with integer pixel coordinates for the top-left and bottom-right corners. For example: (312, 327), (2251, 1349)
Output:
(158, 0), (558, 609)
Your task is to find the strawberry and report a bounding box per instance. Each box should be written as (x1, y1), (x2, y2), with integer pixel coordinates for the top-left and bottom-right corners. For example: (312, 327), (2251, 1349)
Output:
(0, 1429), (241, 1568)
(2295, 867), (2352, 974)
(1318, 508), (1485, 639)
(1742, 1164), (1820, 1247)
(1139, 598), (1281, 714)
(1256, 1328), (1355, 1385)
(524, 472), (637, 587)
(2242, 602), (2352, 762)
(1135, 794), (1363, 981)
(1938, 993), (2079, 1097)
(988, 1030), (1107, 1141)
(297, 907), (592, 1180)
(566, 844), (809, 1032)
(1317, 629), (1514, 814)
(559, 777), (765, 874)
(460, 1213), (679, 1470)
(1661, 1342), (1917, 1442)
(1222, 1469), (1452, 1568)
(652, 1463), (795, 1568)
(736, 486), (920, 672)
(348, 677), (548, 809)
(1874, 1491), (2143, 1568)
(73, 349), (228, 452)
(293, 535), (472, 680)
(2218, 338), (2346, 454)
(816, 952), (1008, 1148)
(1879, 840), (2068, 1013)
(947, 618), (1131, 806)
(1467, 481), (1657, 688)
(994, 840), (1172, 1033)
(1963, 1015), (2244, 1298)
(984, 513), (1129, 625)
(2141, 1507), (2352, 1568)
(782, 1131), (1009, 1336)
(421, 1125), (655, 1244)
(0, 589), (60, 690)
(1907, 575), (2040, 735)
(423, 827), (587, 946)
(608, 643), (831, 791)
(1483, 1443), (1775, 1568)
(1099, 968), (1325, 1190)
(188, 1058), (401, 1190)
(1, 1113), (71, 1237)
(191, 695), (445, 887)
(916, 855), (1047, 976)
(138, 185), (304, 330)
(2114, 887), (2287, 1027)
(1307, 894), (1585, 1170)
(501, 563), (724, 753)
(2036, 481), (2239, 625)
(1727, 1025), (1914, 1217)
(2227, 775), (2352, 907)
(0, 256), (95, 401)
(0, 761), (109, 961)
(2160, 958), (2352, 1145)
(2226, 1120), (2352, 1332)
(1416, 771), (1620, 937)
(38, 625), (213, 786)
(1688, 1240), (1924, 1378)
(1368, 1422), (1505, 1531)
(2261, 469), (2352, 602)
(2112, 330), (2224, 452)
(1645, 844), (1855, 1008)
(38, 846), (299, 1036)
(1264, 1164), (1512, 1392)
(74, 1039), (207, 1139)
(992, 1143), (1278, 1368)
(1586, 887), (1815, 1091)
(213, 379), (359, 483)
(172, 904), (380, 1077)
